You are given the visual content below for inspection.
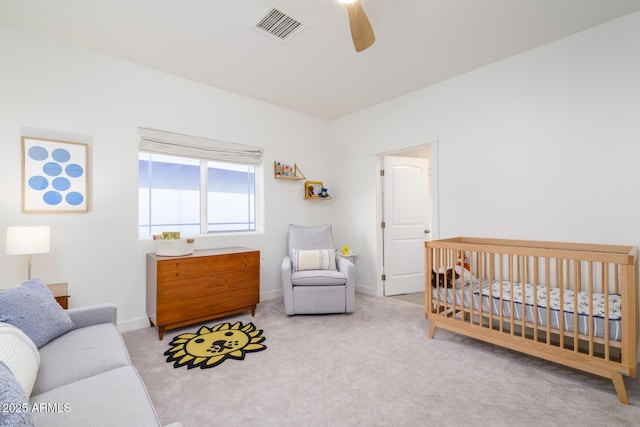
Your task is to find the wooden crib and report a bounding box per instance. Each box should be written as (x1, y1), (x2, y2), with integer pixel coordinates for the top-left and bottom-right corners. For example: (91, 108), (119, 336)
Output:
(425, 237), (639, 404)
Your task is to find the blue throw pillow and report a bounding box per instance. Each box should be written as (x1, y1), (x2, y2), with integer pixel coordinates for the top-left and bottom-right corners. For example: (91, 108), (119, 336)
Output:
(0, 279), (75, 348)
(0, 360), (34, 427)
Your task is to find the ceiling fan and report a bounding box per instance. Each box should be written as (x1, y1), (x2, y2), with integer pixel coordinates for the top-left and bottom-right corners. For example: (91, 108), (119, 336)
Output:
(338, 0), (375, 52)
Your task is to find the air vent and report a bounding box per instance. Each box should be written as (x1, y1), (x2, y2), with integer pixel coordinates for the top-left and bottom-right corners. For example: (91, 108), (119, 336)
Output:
(252, 5), (305, 42)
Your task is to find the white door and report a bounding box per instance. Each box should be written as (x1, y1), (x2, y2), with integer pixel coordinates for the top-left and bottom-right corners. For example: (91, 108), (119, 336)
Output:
(382, 156), (429, 296)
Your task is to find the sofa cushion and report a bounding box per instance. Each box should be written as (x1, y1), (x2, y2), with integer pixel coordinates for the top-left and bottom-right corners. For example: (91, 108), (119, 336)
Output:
(32, 323), (131, 396)
(29, 366), (161, 427)
(0, 323), (40, 397)
(0, 361), (34, 427)
(291, 269), (347, 286)
(291, 248), (337, 272)
(0, 279), (75, 348)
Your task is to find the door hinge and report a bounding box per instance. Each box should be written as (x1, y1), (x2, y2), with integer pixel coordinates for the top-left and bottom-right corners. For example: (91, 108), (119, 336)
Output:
(382, 274), (386, 281)
(380, 169), (384, 177)
(381, 221), (385, 229)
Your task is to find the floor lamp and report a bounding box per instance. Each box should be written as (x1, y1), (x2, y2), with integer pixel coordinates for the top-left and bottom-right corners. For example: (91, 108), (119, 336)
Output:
(6, 226), (50, 280)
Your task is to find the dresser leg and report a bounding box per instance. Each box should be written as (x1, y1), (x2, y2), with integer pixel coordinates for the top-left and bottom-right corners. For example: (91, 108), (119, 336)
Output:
(158, 326), (165, 341)
(251, 305), (256, 316)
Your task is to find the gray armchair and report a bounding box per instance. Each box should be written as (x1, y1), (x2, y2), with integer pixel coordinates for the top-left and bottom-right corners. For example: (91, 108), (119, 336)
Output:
(281, 224), (355, 315)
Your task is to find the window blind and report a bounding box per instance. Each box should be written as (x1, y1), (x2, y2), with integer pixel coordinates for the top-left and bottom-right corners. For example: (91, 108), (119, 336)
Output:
(138, 127), (263, 164)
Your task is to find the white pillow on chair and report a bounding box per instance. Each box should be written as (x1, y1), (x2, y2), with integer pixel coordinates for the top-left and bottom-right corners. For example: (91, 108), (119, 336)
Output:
(291, 249), (337, 271)
(0, 322), (40, 396)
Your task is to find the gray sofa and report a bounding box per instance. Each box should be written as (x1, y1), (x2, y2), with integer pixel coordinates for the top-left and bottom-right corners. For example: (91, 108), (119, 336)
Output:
(31, 303), (180, 427)
(1, 298), (180, 427)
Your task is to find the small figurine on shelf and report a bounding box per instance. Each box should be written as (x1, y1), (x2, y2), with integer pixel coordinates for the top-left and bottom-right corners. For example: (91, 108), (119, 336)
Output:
(319, 187), (330, 198)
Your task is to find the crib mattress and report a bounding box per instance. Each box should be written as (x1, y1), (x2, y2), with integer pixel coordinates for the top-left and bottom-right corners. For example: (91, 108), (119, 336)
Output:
(431, 280), (622, 341)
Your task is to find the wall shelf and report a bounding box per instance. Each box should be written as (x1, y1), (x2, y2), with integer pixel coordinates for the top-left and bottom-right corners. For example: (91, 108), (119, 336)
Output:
(304, 180), (331, 200)
(274, 161), (305, 180)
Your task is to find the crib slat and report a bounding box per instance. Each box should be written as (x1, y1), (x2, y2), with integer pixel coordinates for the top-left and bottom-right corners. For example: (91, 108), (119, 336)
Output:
(532, 256), (539, 341)
(558, 258), (565, 349)
(588, 261), (594, 357)
(603, 263), (610, 361)
(509, 255), (515, 336)
(520, 255), (526, 338)
(573, 259), (580, 352)
(478, 250), (484, 326)
(545, 258), (551, 346)
(499, 253), (505, 333)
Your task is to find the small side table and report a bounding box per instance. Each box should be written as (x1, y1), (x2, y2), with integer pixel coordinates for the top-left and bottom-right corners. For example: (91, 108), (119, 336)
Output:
(47, 282), (69, 309)
(340, 252), (358, 264)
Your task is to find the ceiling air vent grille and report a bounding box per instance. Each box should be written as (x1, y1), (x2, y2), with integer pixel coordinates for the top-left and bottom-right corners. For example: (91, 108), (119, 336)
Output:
(253, 6), (305, 42)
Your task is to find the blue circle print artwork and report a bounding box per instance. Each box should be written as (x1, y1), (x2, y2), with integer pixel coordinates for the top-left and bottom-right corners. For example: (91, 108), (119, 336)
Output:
(28, 146), (49, 161)
(65, 164), (84, 178)
(52, 177), (71, 191)
(52, 148), (71, 162)
(28, 175), (49, 191)
(66, 192), (84, 206)
(43, 162), (63, 176)
(23, 138), (87, 211)
(43, 191), (63, 205)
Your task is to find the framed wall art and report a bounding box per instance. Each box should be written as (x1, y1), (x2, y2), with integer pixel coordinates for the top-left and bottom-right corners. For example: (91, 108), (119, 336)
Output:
(22, 136), (89, 213)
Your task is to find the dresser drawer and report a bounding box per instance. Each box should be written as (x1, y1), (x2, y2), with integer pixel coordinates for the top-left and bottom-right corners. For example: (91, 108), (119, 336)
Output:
(157, 289), (259, 325)
(157, 268), (259, 304)
(157, 252), (259, 283)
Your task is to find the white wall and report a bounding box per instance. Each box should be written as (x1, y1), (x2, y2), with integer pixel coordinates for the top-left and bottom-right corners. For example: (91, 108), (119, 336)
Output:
(0, 25), (332, 331)
(2, 11), (639, 325)
(329, 12), (640, 295)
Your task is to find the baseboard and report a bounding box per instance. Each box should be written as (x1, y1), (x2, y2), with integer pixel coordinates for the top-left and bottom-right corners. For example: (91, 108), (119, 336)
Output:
(356, 284), (376, 296)
(118, 290), (284, 333)
(117, 287), (374, 332)
(118, 316), (150, 333)
(260, 288), (283, 301)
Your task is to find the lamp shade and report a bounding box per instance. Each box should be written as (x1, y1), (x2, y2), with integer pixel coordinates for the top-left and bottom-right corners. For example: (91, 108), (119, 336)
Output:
(6, 226), (50, 255)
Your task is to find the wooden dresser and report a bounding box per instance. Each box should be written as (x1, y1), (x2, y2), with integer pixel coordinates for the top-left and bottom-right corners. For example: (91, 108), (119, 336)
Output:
(146, 247), (260, 340)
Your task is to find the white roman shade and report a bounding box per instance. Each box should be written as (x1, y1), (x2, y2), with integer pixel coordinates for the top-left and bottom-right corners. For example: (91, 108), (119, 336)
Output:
(138, 127), (263, 164)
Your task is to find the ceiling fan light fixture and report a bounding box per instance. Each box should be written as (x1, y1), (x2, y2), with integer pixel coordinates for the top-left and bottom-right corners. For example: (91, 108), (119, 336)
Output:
(340, 0), (375, 52)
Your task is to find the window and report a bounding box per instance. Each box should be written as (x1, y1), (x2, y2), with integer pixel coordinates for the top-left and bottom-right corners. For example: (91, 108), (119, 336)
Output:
(138, 128), (263, 237)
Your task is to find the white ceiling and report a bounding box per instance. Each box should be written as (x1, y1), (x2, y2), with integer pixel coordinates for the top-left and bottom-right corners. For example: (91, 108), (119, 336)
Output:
(2, 0), (640, 119)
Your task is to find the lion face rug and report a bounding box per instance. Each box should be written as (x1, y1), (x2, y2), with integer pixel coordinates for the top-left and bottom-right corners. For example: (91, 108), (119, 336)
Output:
(164, 322), (266, 369)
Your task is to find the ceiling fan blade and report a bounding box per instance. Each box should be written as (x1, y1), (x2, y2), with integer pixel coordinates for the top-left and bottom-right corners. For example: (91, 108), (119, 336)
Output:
(343, 1), (375, 52)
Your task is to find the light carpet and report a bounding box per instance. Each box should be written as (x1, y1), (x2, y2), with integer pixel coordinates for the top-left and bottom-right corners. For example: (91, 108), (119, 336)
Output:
(123, 293), (640, 427)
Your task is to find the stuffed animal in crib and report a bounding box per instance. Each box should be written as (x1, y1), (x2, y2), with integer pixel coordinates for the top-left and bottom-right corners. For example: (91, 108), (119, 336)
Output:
(431, 268), (460, 288)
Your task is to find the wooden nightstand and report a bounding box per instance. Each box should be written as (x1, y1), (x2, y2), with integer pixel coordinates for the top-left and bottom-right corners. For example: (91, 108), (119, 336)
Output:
(47, 282), (69, 309)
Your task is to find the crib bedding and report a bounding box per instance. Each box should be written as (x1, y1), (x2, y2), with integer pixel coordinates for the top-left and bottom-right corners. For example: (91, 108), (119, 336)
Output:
(431, 280), (622, 341)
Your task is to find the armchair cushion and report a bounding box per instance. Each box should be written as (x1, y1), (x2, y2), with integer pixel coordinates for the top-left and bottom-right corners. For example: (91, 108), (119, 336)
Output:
(291, 249), (336, 272)
(291, 270), (347, 286)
